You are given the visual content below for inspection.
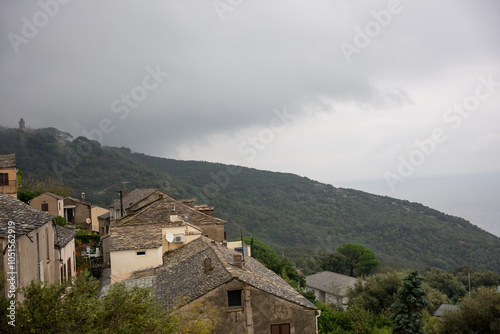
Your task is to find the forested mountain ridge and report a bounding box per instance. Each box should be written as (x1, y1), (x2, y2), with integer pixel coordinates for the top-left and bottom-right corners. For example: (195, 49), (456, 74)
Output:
(1, 126), (499, 272)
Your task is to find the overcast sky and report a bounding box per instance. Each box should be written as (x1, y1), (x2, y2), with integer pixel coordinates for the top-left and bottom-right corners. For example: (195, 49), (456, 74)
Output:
(1, 0), (499, 191)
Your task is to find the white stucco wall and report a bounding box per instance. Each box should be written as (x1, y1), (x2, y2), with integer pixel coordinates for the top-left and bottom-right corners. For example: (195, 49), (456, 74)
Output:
(110, 247), (162, 279)
(161, 225), (202, 253)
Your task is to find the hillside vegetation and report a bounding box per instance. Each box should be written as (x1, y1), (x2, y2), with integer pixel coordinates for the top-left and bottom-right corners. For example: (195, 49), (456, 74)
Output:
(1, 126), (499, 272)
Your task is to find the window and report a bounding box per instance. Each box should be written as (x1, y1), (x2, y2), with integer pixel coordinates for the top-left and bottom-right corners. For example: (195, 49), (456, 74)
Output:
(271, 323), (290, 334)
(41, 203), (49, 211)
(0, 173), (9, 186)
(227, 290), (242, 307)
(136, 251), (146, 256)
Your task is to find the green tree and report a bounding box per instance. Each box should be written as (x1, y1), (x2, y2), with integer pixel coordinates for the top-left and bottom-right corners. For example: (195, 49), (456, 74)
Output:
(424, 268), (466, 301)
(6, 270), (180, 333)
(391, 270), (428, 334)
(316, 250), (348, 274)
(438, 286), (500, 334)
(336, 243), (379, 277)
(348, 271), (405, 315)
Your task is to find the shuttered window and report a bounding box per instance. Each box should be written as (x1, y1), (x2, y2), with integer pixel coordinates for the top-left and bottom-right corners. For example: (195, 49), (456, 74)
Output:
(0, 173), (9, 186)
(271, 324), (290, 334)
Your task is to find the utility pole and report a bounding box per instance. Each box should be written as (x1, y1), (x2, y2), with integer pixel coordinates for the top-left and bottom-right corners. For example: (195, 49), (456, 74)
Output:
(468, 272), (471, 298)
(116, 190), (124, 218)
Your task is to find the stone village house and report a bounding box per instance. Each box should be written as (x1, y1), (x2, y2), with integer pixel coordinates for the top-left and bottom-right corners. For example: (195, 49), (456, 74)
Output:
(102, 237), (318, 334)
(305, 271), (357, 309)
(0, 154), (18, 199)
(0, 193), (76, 298)
(103, 188), (226, 241)
(104, 193), (227, 282)
(101, 188), (318, 333)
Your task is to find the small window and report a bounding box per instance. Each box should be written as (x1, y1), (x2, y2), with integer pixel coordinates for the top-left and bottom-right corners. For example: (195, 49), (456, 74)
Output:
(136, 251), (146, 256)
(0, 173), (9, 186)
(271, 323), (290, 334)
(41, 203), (49, 211)
(227, 290), (242, 307)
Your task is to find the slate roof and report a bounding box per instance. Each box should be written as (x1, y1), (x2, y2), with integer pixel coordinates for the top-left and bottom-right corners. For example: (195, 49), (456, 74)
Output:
(109, 193), (226, 252)
(64, 197), (90, 207)
(98, 211), (110, 220)
(44, 192), (65, 200)
(154, 237), (316, 311)
(0, 193), (55, 238)
(433, 304), (459, 317)
(100, 276), (154, 297)
(306, 271), (358, 297)
(116, 197), (226, 227)
(109, 189), (174, 210)
(110, 223), (171, 251)
(54, 225), (76, 248)
(0, 154), (16, 168)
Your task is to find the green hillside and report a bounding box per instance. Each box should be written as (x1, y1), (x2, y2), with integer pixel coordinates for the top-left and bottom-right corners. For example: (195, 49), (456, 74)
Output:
(1, 126), (499, 273)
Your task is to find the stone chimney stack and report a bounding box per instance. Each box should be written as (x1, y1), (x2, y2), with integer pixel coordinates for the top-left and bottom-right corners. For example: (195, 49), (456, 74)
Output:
(233, 254), (243, 268)
(81, 192), (85, 202)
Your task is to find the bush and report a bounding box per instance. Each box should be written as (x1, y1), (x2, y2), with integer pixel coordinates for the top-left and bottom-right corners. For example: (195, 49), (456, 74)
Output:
(438, 286), (500, 334)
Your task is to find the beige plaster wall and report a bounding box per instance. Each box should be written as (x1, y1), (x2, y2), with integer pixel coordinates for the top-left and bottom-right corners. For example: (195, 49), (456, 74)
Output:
(30, 194), (64, 217)
(1, 223), (57, 298)
(110, 247), (162, 279)
(91, 206), (109, 233)
(0, 167), (17, 198)
(56, 239), (76, 281)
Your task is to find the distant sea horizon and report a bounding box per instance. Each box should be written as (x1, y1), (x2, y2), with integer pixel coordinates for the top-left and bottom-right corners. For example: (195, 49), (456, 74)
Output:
(334, 173), (500, 238)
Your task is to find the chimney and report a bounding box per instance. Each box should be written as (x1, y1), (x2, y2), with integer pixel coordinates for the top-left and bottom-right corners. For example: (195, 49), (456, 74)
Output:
(81, 192), (85, 203)
(233, 254), (243, 268)
(204, 258), (212, 274)
(123, 189), (128, 197)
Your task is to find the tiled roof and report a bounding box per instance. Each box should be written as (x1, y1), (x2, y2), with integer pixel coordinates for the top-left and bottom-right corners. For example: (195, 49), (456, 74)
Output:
(116, 197), (226, 227)
(54, 225), (76, 247)
(0, 154), (16, 168)
(0, 193), (54, 238)
(154, 237), (316, 311)
(306, 271), (358, 297)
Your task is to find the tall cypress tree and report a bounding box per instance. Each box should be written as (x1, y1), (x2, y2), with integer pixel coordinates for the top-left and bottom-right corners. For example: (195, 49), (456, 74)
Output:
(391, 270), (428, 334)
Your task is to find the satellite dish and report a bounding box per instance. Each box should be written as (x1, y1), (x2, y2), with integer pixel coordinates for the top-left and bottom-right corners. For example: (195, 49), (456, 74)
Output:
(86, 218), (91, 224)
(166, 233), (174, 243)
